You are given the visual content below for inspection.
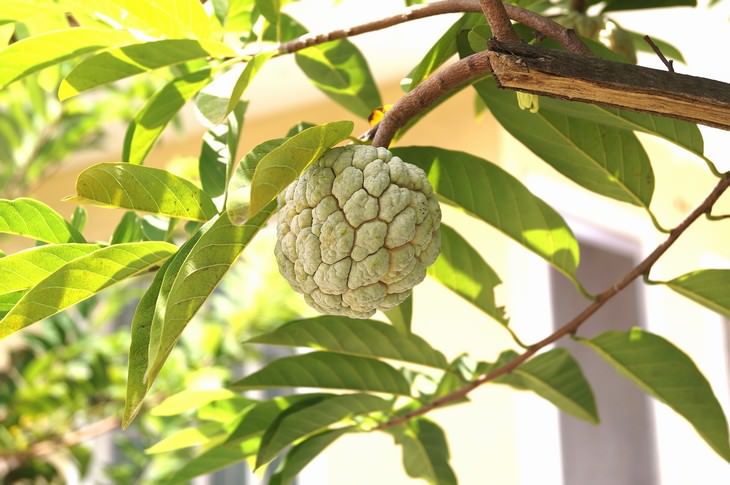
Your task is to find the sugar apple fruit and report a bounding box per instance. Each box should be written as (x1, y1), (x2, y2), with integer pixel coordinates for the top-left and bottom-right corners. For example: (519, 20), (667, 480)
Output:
(275, 144), (441, 318)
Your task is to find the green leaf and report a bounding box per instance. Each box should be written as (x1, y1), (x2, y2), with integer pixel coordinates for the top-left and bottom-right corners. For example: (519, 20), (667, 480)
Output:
(199, 102), (247, 198)
(231, 351), (413, 395)
(151, 389), (237, 416)
(601, 0), (695, 11)
(295, 40), (382, 118)
(269, 428), (350, 485)
(473, 77), (655, 208)
(123, 69), (212, 165)
(247, 316), (448, 369)
(106, 0), (224, 47)
(665, 269), (730, 318)
(430, 223), (506, 324)
(383, 294), (413, 334)
(70, 207), (87, 233)
(0, 242), (175, 339)
(196, 54), (272, 125)
(495, 349), (599, 423)
(537, 97), (703, 163)
(0, 198), (85, 244)
(0, 28), (136, 88)
(111, 211), (144, 244)
(73, 162), (218, 221)
(163, 395), (324, 483)
(226, 137), (286, 222)
(401, 13), (484, 92)
(0, 244), (101, 299)
(146, 422), (226, 454)
(123, 259), (171, 428)
(390, 146), (580, 279)
(581, 328), (730, 461)
(166, 437), (260, 483)
(257, 393), (390, 467)
(248, 120), (353, 218)
(389, 418), (457, 485)
(58, 39), (212, 100)
(145, 206), (275, 387)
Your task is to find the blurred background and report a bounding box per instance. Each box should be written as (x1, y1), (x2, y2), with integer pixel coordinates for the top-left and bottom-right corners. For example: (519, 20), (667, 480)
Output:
(1, 0), (730, 483)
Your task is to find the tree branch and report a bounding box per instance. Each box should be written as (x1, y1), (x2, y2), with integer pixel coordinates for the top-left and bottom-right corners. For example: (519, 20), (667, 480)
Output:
(372, 51), (493, 148)
(479, 0), (520, 42)
(487, 41), (730, 130)
(380, 174), (730, 430)
(276, 0), (590, 56)
(0, 416), (119, 465)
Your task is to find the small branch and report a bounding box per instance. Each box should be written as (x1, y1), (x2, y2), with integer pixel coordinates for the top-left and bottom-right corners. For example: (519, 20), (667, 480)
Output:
(570, 0), (587, 13)
(644, 35), (674, 73)
(275, 0), (590, 57)
(380, 174), (730, 430)
(372, 51), (493, 148)
(0, 416), (119, 464)
(479, 0), (520, 42)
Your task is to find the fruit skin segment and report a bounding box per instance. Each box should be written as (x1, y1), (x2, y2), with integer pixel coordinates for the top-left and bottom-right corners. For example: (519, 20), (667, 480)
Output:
(275, 145), (441, 318)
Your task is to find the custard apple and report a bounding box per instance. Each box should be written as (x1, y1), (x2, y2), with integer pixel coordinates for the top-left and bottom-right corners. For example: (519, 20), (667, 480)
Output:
(274, 144), (441, 318)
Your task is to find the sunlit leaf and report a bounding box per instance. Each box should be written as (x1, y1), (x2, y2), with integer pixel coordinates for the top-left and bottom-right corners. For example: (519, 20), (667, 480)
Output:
(248, 121), (353, 219)
(581, 328), (730, 461)
(0, 244), (101, 298)
(146, 422), (226, 454)
(0, 28), (136, 88)
(391, 146), (580, 279)
(123, 69), (212, 165)
(231, 351), (412, 395)
(0, 198), (85, 243)
(145, 206), (275, 388)
(295, 40), (382, 118)
(0, 242), (175, 338)
(665, 269), (730, 318)
(248, 316), (448, 368)
(151, 389), (237, 416)
(58, 39), (211, 100)
(73, 162), (218, 221)
(430, 223), (506, 324)
(111, 211), (144, 244)
(199, 102), (247, 198)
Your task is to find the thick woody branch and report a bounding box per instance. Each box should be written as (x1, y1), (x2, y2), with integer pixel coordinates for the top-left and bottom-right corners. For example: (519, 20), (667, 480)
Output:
(487, 41), (730, 130)
(479, 0), (520, 42)
(277, 0), (590, 56)
(372, 51), (493, 147)
(380, 174), (730, 430)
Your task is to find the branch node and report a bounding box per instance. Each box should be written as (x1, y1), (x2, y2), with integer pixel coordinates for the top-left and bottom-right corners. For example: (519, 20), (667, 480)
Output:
(644, 35), (675, 73)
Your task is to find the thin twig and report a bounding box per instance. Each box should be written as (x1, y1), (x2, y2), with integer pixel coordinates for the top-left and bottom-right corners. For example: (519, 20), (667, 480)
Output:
(378, 174), (730, 430)
(479, 0), (520, 42)
(0, 416), (119, 463)
(275, 0), (591, 56)
(644, 35), (675, 72)
(372, 51), (493, 148)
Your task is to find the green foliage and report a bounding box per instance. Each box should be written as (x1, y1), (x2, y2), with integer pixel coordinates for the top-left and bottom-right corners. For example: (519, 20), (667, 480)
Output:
(247, 316), (448, 368)
(247, 120), (353, 218)
(1, 1), (730, 483)
(296, 39), (382, 118)
(391, 146), (581, 281)
(123, 69), (213, 165)
(73, 163), (218, 221)
(580, 328), (730, 460)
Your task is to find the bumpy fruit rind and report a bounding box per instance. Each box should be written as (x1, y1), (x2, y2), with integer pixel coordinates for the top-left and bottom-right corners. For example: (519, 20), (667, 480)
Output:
(275, 144), (441, 318)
